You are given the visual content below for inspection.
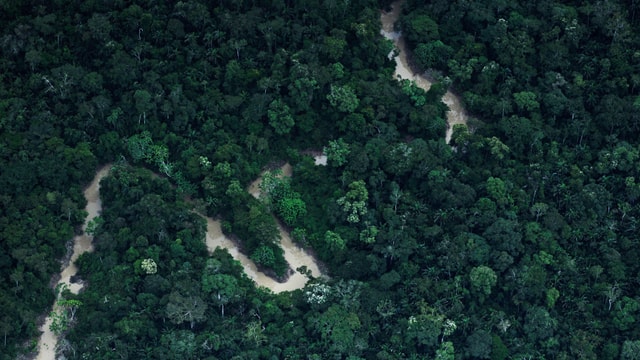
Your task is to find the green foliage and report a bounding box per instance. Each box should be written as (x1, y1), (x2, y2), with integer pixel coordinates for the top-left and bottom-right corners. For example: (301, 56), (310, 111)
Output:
(524, 307), (557, 343)
(324, 138), (351, 167)
(267, 99), (295, 135)
(435, 341), (455, 360)
(469, 265), (497, 297)
(485, 177), (512, 208)
(126, 132), (174, 176)
(160, 330), (197, 359)
(201, 267), (242, 317)
(546, 287), (560, 309)
(324, 34), (348, 61)
(414, 40), (453, 70)
(400, 79), (427, 106)
(259, 170), (307, 226)
(324, 230), (346, 252)
(85, 216), (104, 237)
(327, 85), (360, 113)
(165, 292), (208, 329)
(337, 180), (368, 223)
(359, 224), (379, 244)
(402, 11), (439, 44)
(622, 340), (640, 360)
(312, 304), (362, 356)
(612, 296), (640, 331)
(3, 0), (640, 358)
(251, 245), (277, 268)
(491, 335), (509, 360)
(466, 329), (492, 359)
(278, 197), (307, 226)
(406, 307), (444, 350)
(513, 91), (540, 113)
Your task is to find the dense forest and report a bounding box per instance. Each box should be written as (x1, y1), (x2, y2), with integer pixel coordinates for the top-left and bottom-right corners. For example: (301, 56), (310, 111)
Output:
(1, 0), (640, 359)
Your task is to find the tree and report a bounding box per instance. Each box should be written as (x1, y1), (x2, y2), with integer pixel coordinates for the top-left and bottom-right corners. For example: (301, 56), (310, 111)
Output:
(485, 177), (512, 208)
(435, 341), (455, 360)
(324, 230), (346, 252)
(202, 272), (240, 317)
(327, 85), (359, 113)
(466, 330), (492, 359)
(469, 265), (497, 299)
(165, 291), (208, 329)
(324, 138), (351, 167)
(160, 330), (197, 360)
(49, 285), (83, 335)
(277, 197), (307, 226)
(513, 91), (539, 113)
(402, 11), (439, 44)
(140, 258), (158, 274)
(530, 202), (549, 222)
(312, 304), (362, 356)
(406, 307), (444, 351)
(323, 33), (347, 61)
(400, 79), (427, 106)
(414, 40), (453, 70)
(484, 218), (523, 257)
(244, 320), (267, 347)
(622, 340), (640, 360)
(359, 224), (379, 244)
(337, 180), (368, 223)
(134, 89), (154, 124)
(267, 98), (295, 135)
(87, 13), (112, 42)
(251, 245), (277, 269)
(612, 296), (640, 331)
(524, 306), (557, 343)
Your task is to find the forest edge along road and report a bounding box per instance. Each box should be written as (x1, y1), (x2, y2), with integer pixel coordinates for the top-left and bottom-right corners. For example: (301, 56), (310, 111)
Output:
(36, 165), (112, 360)
(36, 160), (325, 360)
(380, 0), (468, 143)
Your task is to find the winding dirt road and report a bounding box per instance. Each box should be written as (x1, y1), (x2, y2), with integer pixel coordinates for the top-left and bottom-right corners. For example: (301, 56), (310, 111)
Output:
(380, 0), (468, 143)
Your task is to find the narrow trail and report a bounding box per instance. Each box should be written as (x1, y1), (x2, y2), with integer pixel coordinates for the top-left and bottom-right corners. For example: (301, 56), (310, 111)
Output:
(380, 0), (468, 143)
(35, 2), (464, 355)
(35, 161), (325, 359)
(36, 165), (112, 360)
(212, 161), (323, 293)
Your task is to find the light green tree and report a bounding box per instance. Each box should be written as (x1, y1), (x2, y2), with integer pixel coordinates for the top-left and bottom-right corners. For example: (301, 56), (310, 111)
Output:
(140, 258), (157, 274)
(337, 180), (368, 223)
(435, 341), (455, 360)
(327, 84), (359, 113)
(546, 287), (560, 309)
(486, 136), (510, 160)
(267, 99), (295, 135)
(324, 138), (350, 167)
(160, 330), (197, 360)
(313, 304), (361, 355)
(513, 91), (539, 112)
(486, 177), (512, 208)
(126, 131), (174, 176)
(278, 197), (307, 226)
(359, 224), (378, 244)
(470, 265), (498, 297)
(49, 284), (83, 335)
(325, 230), (346, 251)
